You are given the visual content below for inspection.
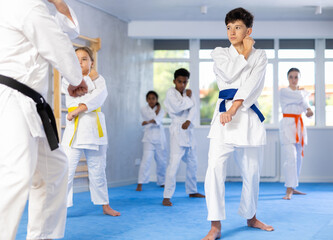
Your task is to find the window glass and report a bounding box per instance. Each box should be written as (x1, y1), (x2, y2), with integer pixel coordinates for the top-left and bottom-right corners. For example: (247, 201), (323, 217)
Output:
(325, 62), (333, 126)
(278, 49), (315, 59)
(325, 50), (333, 58)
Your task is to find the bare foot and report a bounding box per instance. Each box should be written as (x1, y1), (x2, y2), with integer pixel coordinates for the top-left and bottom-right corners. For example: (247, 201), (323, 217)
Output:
(293, 189), (306, 195)
(136, 184), (142, 191)
(247, 215), (274, 231)
(189, 193), (205, 198)
(162, 198), (172, 206)
(283, 187), (293, 200)
(103, 205), (121, 216)
(202, 221), (221, 240)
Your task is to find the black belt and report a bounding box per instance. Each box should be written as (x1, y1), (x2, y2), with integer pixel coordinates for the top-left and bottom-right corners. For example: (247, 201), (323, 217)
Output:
(0, 75), (59, 150)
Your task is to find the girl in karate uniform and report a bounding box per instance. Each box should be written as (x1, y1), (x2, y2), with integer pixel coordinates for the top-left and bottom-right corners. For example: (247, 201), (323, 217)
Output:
(136, 91), (167, 191)
(279, 68), (313, 200)
(62, 47), (120, 216)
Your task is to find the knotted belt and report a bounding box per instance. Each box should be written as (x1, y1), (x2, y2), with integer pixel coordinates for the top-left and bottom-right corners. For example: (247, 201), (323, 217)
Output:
(283, 113), (304, 157)
(219, 88), (265, 122)
(0, 75), (59, 150)
(68, 106), (103, 146)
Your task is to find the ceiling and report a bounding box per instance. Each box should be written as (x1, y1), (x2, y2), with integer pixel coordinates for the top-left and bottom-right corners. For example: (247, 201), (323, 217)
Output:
(77, 0), (333, 22)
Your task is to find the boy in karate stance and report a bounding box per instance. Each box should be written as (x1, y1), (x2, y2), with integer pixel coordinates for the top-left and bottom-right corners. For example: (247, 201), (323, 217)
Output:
(162, 68), (204, 206)
(202, 8), (274, 240)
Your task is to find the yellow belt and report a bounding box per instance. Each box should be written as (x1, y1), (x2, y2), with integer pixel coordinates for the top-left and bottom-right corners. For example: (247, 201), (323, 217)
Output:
(68, 106), (104, 146)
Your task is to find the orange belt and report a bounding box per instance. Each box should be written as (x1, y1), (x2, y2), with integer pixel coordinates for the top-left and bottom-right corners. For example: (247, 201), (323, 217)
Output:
(283, 113), (304, 157)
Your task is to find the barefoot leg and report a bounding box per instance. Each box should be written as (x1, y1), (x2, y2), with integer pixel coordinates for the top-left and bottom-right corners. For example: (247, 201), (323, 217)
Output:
(136, 184), (142, 191)
(162, 198), (172, 206)
(202, 221), (222, 240)
(247, 214), (274, 231)
(283, 187), (293, 200)
(103, 204), (121, 216)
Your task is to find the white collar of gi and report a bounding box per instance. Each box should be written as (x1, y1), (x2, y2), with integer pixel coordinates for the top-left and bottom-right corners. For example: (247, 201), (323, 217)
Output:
(229, 44), (255, 59)
(229, 44), (240, 59)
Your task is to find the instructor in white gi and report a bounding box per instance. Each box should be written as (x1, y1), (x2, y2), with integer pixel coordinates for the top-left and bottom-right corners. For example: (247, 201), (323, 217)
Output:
(202, 8), (273, 240)
(0, 0), (86, 239)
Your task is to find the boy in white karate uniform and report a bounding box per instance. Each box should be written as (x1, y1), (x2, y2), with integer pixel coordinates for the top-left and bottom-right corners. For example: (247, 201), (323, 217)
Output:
(279, 68), (313, 200)
(0, 0), (87, 239)
(162, 68), (205, 206)
(136, 91), (167, 191)
(62, 47), (120, 216)
(202, 8), (274, 240)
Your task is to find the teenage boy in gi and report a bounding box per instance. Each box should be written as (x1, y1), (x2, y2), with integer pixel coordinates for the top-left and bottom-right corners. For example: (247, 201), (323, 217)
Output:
(202, 7), (274, 240)
(162, 68), (205, 207)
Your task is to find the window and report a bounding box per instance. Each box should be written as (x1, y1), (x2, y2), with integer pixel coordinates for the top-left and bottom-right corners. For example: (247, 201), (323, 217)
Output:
(325, 62), (333, 126)
(278, 39), (315, 126)
(153, 40), (190, 124)
(325, 39), (333, 126)
(152, 38), (330, 127)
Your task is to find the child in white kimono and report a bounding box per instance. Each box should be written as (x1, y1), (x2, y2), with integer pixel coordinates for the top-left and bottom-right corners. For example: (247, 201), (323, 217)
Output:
(62, 47), (120, 216)
(136, 91), (167, 191)
(162, 68), (205, 207)
(279, 67), (313, 200)
(202, 8), (274, 240)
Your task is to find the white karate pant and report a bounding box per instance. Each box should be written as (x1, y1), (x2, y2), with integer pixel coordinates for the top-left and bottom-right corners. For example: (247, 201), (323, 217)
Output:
(205, 138), (263, 221)
(163, 144), (198, 198)
(64, 145), (109, 207)
(0, 96), (68, 240)
(138, 142), (167, 186)
(281, 143), (303, 188)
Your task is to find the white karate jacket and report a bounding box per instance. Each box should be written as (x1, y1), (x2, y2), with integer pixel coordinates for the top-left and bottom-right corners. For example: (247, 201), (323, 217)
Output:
(62, 75), (108, 149)
(0, 0), (81, 139)
(279, 87), (310, 145)
(141, 105), (167, 149)
(164, 87), (197, 147)
(208, 45), (267, 146)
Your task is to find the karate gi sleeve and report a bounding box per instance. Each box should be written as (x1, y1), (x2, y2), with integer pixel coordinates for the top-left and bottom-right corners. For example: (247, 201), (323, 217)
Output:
(54, 5), (80, 40)
(211, 47), (248, 84)
(61, 77), (70, 94)
(141, 106), (154, 121)
(233, 50), (268, 110)
(80, 75), (108, 112)
(154, 108), (165, 126)
(186, 96), (197, 124)
(301, 90), (311, 112)
(279, 88), (306, 108)
(164, 88), (194, 114)
(22, 4), (82, 87)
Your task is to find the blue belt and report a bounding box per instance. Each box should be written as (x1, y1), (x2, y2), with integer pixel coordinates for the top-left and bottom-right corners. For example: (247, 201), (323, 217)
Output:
(219, 88), (265, 122)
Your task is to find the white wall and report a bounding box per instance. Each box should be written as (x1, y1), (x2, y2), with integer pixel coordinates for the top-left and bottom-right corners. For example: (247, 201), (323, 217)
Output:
(149, 127), (333, 183)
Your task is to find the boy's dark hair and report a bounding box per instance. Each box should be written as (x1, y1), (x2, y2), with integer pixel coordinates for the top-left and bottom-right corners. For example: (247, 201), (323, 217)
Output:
(174, 68), (190, 79)
(225, 8), (254, 28)
(75, 46), (94, 62)
(146, 90), (158, 100)
(287, 68), (300, 77)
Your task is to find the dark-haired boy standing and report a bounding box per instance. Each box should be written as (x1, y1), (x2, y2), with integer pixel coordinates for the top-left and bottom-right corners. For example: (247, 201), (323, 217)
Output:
(203, 8), (274, 240)
(162, 68), (205, 206)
